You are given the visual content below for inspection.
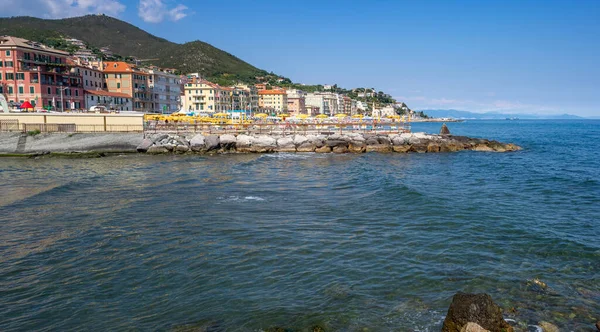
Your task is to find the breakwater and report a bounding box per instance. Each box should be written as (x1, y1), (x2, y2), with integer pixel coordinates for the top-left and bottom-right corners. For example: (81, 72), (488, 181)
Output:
(0, 132), (520, 156)
(138, 132), (521, 154)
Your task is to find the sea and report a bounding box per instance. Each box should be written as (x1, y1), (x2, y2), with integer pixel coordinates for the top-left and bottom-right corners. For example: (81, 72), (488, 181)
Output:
(0, 120), (599, 331)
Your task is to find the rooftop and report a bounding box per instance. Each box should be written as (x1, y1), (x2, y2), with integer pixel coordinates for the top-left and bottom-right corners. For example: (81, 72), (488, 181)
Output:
(0, 35), (70, 55)
(85, 89), (131, 98)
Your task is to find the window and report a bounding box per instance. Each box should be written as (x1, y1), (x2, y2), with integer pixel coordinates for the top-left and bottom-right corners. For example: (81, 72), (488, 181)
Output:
(5, 50), (10, 56)
(56, 88), (59, 94)
(0, 61), (2, 67)
(16, 73), (24, 80)
(6, 73), (14, 80)
(85, 70), (88, 75)
(0, 73), (2, 80)
(48, 87), (51, 94)
(117, 83), (120, 88)
(5, 61), (13, 67)
(85, 80), (88, 86)
(8, 86), (13, 94)
(30, 86), (34, 94)
(75, 90), (78, 96)
(114, 74), (117, 78)
(0, 86), (3, 93)
(91, 95), (94, 101)
(18, 86), (23, 94)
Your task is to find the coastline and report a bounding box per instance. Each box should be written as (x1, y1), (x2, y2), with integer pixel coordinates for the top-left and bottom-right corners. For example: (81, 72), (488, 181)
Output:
(0, 132), (520, 157)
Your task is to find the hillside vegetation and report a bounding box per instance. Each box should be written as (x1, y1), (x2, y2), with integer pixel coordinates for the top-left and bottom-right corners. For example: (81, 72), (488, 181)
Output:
(0, 14), (269, 83)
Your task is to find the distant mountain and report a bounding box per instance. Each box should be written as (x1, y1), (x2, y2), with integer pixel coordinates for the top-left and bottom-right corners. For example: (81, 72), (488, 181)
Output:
(420, 109), (585, 120)
(0, 14), (270, 83)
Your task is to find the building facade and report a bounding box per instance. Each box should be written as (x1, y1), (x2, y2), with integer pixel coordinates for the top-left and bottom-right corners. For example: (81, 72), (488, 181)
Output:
(146, 68), (181, 113)
(182, 78), (232, 113)
(103, 62), (151, 112)
(84, 89), (132, 111)
(258, 89), (287, 113)
(0, 35), (84, 111)
(286, 89), (306, 115)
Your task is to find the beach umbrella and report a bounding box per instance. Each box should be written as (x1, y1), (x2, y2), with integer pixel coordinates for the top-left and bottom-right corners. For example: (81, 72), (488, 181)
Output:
(334, 113), (348, 118)
(254, 113), (268, 118)
(352, 114), (363, 119)
(20, 101), (34, 110)
(315, 114), (328, 119)
(213, 113), (228, 117)
(278, 113), (290, 118)
(296, 114), (309, 119)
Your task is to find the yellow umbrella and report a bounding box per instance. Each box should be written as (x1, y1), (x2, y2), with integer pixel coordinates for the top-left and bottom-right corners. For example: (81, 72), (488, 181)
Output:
(296, 114), (309, 119)
(278, 113), (290, 117)
(387, 115), (401, 119)
(315, 114), (328, 119)
(213, 113), (228, 117)
(334, 113), (348, 118)
(254, 113), (268, 118)
(352, 114), (363, 118)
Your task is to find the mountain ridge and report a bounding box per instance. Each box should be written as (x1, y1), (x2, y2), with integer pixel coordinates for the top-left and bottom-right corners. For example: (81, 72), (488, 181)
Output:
(419, 109), (585, 119)
(0, 14), (270, 84)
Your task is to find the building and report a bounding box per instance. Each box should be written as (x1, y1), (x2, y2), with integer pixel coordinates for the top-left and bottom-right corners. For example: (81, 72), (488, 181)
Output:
(103, 61), (151, 112)
(254, 83), (267, 91)
(258, 89), (287, 113)
(305, 105), (320, 116)
(372, 105), (396, 118)
(0, 35), (84, 111)
(70, 59), (105, 90)
(182, 77), (232, 113)
(305, 93), (328, 115)
(286, 89), (306, 115)
(232, 84), (259, 111)
(146, 68), (181, 113)
(84, 89), (132, 111)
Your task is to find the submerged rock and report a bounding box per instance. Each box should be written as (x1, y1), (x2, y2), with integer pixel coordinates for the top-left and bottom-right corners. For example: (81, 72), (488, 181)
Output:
(539, 321), (559, 332)
(442, 293), (513, 332)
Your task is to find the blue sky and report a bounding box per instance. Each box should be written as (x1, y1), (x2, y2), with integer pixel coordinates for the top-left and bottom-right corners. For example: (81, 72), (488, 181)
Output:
(2, 0), (599, 116)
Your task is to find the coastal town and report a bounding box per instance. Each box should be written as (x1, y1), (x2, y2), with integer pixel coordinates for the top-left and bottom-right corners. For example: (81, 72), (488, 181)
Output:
(0, 35), (420, 120)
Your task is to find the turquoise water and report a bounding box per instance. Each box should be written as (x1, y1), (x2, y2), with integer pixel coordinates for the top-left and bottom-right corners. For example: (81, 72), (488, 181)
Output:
(1, 120), (599, 331)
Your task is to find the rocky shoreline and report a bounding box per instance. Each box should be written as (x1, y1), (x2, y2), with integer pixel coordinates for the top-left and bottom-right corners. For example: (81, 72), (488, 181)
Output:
(138, 132), (521, 154)
(0, 132), (520, 157)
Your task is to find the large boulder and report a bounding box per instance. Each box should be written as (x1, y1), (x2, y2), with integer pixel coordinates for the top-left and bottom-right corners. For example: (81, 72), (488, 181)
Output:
(315, 145), (331, 153)
(175, 144), (189, 153)
(204, 135), (220, 151)
(460, 323), (490, 332)
(293, 135), (308, 146)
(366, 144), (392, 153)
(276, 137), (296, 152)
(393, 145), (411, 153)
(150, 133), (169, 143)
(440, 123), (451, 135)
(189, 134), (206, 152)
(296, 142), (316, 152)
(147, 145), (169, 154)
(427, 142), (441, 152)
(348, 142), (366, 153)
(442, 293), (513, 332)
(136, 138), (154, 153)
(325, 139), (348, 148)
(253, 135), (276, 152)
(219, 134), (237, 150)
(332, 145), (349, 153)
(236, 134), (254, 152)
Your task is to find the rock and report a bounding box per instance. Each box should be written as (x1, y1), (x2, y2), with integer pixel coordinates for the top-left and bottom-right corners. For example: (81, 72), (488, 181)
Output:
(348, 142), (366, 153)
(296, 142), (316, 152)
(460, 322), (490, 332)
(365, 137), (379, 145)
(391, 136), (407, 146)
(325, 140), (348, 148)
(150, 133), (169, 143)
(366, 144), (392, 153)
(236, 134), (253, 148)
(393, 145), (411, 153)
(442, 292), (513, 332)
(204, 135), (220, 151)
(219, 134), (237, 150)
(473, 144), (495, 152)
(136, 138), (153, 152)
(595, 320), (600, 331)
(538, 322), (559, 332)
(440, 123), (451, 135)
(293, 134), (308, 146)
(315, 145), (331, 153)
(147, 145), (169, 154)
(164, 143), (175, 151)
(332, 145), (349, 153)
(276, 137), (296, 152)
(376, 136), (391, 145)
(175, 144), (189, 153)
(410, 143), (429, 153)
(427, 142), (441, 152)
(252, 135), (276, 152)
(189, 134), (206, 152)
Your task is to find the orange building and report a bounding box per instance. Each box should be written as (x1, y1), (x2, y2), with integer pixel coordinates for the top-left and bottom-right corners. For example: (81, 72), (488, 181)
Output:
(103, 62), (150, 112)
(258, 89), (287, 113)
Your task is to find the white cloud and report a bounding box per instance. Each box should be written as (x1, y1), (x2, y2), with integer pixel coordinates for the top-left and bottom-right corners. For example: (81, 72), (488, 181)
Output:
(138, 0), (189, 23)
(0, 0), (126, 18)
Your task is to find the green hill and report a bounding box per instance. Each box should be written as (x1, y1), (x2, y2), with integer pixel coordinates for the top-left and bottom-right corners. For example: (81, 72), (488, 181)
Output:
(0, 14), (270, 84)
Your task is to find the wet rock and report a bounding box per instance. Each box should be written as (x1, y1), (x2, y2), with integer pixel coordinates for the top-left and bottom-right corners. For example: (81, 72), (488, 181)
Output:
(460, 322), (490, 332)
(164, 143), (175, 151)
(293, 134), (308, 146)
(315, 145), (331, 153)
(296, 142), (316, 152)
(190, 134), (206, 152)
(410, 143), (429, 153)
(136, 138), (153, 152)
(441, 123), (451, 135)
(150, 133), (169, 143)
(147, 145), (168, 154)
(442, 292), (513, 332)
(539, 321), (559, 332)
(393, 145), (411, 153)
(332, 145), (349, 153)
(219, 134), (237, 150)
(366, 144), (392, 153)
(348, 142), (366, 153)
(376, 135), (391, 145)
(325, 140), (348, 148)
(235, 134), (253, 152)
(252, 135), (276, 153)
(204, 135), (220, 151)
(595, 320), (600, 331)
(427, 142), (441, 152)
(473, 144), (495, 152)
(365, 137), (380, 145)
(175, 144), (189, 153)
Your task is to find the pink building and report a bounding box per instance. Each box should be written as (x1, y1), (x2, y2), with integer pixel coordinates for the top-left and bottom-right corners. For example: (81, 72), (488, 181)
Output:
(0, 36), (84, 111)
(287, 97), (306, 115)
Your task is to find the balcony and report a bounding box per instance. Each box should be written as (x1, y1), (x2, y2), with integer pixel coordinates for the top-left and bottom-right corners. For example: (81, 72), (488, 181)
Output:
(18, 57), (67, 67)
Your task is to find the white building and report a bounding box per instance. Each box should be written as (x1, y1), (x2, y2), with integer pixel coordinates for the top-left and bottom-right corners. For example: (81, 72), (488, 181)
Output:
(372, 106), (396, 118)
(84, 90), (132, 111)
(305, 92), (339, 115)
(147, 69), (181, 113)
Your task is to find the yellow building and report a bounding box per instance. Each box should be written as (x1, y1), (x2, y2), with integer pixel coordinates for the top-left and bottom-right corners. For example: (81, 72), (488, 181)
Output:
(183, 78), (232, 113)
(258, 89), (288, 113)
